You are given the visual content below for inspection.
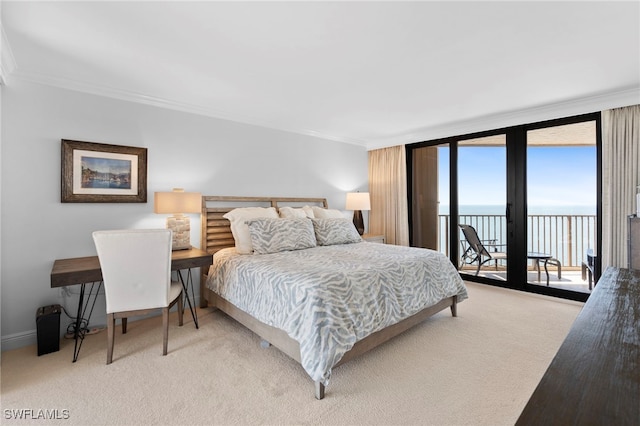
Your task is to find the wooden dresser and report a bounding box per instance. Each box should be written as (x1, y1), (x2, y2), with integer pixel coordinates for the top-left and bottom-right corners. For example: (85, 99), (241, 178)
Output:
(516, 267), (640, 425)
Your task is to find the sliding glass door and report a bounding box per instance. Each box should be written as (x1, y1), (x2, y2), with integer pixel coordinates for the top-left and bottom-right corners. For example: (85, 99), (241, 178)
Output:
(525, 120), (598, 295)
(457, 134), (508, 282)
(410, 144), (446, 252)
(407, 113), (600, 302)
(409, 134), (509, 286)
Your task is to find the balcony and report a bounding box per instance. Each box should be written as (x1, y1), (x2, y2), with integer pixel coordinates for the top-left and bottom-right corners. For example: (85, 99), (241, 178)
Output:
(439, 213), (596, 293)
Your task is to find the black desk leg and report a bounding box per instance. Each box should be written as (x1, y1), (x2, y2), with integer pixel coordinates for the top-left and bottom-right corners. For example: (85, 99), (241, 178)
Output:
(176, 269), (199, 329)
(72, 281), (102, 362)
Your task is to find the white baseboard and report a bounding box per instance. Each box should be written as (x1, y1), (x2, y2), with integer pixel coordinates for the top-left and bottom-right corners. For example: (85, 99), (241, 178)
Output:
(1, 330), (37, 351)
(1, 295), (202, 352)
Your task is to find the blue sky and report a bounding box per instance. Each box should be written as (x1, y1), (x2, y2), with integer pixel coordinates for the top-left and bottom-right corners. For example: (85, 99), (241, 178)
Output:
(438, 145), (597, 210)
(82, 156), (132, 175)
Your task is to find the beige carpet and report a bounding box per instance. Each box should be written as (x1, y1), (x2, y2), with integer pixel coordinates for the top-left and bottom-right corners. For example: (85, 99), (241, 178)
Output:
(1, 282), (583, 426)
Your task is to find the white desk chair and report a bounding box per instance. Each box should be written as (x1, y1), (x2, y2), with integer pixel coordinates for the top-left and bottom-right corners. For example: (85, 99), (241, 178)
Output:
(92, 229), (184, 364)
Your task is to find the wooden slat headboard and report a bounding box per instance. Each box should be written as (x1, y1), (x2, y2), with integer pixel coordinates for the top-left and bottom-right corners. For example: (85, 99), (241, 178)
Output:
(200, 196), (328, 255)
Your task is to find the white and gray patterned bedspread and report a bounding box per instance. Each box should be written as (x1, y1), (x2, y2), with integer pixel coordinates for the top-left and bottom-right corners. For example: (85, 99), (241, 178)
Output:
(206, 242), (468, 385)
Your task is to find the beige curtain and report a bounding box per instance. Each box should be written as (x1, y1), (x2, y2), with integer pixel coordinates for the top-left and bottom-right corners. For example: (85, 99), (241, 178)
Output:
(368, 145), (410, 246)
(602, 104), (640, 270)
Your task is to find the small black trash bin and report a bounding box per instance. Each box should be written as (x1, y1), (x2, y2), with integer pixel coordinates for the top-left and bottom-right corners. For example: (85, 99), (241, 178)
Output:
(36, 304), (61, 356)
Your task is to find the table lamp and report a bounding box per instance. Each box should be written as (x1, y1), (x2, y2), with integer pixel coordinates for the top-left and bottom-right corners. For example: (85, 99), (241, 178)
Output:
(154, 188), (201, 250)
(346, 192), (370, 235)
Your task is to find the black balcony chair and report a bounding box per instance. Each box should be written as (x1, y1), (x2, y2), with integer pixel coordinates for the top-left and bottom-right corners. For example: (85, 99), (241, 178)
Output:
(581, 248), (598, 290)
(459, 224), (507, 275)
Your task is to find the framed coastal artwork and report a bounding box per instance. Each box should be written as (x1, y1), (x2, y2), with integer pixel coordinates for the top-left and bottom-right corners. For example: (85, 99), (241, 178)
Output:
(61, 139), (147, 203)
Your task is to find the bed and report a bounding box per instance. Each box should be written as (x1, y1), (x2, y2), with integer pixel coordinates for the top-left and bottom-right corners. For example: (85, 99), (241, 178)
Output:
(199, 196), (468, 399)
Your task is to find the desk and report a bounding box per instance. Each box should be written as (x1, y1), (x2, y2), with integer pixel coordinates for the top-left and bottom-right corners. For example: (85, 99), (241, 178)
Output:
(527, 252), (561, 285)
(51, 247), (212, 362)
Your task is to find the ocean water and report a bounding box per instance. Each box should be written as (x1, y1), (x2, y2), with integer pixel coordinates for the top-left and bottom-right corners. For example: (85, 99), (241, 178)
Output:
(438, 204), (597, 265)
(439, 204), (596, 216)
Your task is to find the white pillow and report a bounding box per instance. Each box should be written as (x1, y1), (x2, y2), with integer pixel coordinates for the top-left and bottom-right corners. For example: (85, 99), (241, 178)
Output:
(301, 205), (315, 218)
(311, 206), (345, 219)
(223, 207), (279, 254)
(279, 206), (311, 219)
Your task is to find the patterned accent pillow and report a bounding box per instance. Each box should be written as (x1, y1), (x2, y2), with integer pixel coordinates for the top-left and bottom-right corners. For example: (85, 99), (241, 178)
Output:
(247, 218), (317, 254)
(311, 218), (362, 246)
(223, 207), (279, 254)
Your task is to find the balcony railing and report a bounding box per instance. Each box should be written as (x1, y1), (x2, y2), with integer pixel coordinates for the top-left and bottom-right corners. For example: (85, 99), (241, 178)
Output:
(439, 214), (597, 269)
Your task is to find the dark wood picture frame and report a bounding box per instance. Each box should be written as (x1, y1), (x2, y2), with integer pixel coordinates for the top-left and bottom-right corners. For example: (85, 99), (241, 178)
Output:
(61, 139), (147, 203)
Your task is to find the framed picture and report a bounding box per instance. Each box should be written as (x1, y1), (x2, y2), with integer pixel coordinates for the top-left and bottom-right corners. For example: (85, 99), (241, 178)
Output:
(61, 139), (147, 203)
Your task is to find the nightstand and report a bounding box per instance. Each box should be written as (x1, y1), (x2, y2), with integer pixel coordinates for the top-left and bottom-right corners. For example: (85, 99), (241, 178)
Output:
(362, 234), (385, 244)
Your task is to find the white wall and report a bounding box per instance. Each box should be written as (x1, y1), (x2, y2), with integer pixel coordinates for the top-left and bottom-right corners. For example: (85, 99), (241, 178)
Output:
(0, 79), (368, 350)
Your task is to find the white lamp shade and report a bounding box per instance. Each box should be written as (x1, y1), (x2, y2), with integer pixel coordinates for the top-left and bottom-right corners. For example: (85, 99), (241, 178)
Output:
(154, 189), (201, 214)
(346, 192), (371, 211)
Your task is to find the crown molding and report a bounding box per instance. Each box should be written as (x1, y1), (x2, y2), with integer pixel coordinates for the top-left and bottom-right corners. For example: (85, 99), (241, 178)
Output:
(9, 69), (369, 147)
(366, 86), (640, 150)
(7, 63), (637, 151)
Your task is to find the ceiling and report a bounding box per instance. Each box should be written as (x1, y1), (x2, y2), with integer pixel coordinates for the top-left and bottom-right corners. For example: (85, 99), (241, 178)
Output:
(2, 1), (639, 150)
